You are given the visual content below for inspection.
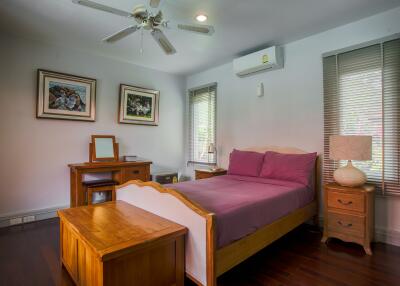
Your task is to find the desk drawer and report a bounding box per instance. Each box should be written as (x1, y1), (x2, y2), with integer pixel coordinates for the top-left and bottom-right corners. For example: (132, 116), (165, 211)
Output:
(123, 166), (149, 182)
(327, 191), (365, 213)
(327, 211), (365, 238)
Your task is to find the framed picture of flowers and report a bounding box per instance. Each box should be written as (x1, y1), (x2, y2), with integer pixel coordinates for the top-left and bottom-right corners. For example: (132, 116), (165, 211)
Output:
(119, 84), (159, 126)
(37, 69), (96, 121)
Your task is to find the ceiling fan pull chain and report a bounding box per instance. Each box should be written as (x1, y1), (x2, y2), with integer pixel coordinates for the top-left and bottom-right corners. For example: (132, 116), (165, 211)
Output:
(140, 29), (144, 55)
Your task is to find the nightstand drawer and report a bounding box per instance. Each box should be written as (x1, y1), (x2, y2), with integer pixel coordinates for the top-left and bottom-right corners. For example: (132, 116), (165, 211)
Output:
(327, 191), (365, 213)
(327, 211), (365, 238)
(195, 172), (212, 180)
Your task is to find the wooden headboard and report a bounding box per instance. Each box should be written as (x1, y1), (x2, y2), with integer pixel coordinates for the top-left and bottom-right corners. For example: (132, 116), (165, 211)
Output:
(242, 145), (310, 154)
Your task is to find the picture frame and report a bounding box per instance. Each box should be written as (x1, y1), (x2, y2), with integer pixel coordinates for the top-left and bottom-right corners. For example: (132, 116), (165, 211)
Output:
(119, 84), (159, 126)
(37, 69), (96, 121)
(90, 135), (119, 162)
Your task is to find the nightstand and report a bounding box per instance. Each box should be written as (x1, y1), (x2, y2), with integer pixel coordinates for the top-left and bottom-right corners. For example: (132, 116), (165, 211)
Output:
(322, 183), (375, 255)
(195, 169), (227, 180)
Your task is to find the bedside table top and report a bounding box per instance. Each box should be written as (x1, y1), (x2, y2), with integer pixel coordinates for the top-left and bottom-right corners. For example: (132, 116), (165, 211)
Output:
(325, 183), (375, 193)
(195, 168), (227, 174)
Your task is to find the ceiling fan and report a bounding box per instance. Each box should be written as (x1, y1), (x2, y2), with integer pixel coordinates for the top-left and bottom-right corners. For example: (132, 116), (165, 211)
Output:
(72, 0), (215, 55)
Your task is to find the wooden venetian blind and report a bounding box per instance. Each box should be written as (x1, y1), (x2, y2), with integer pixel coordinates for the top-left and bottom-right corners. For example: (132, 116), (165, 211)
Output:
(323, 38), (400, 195)
(188, 84), (217, 164)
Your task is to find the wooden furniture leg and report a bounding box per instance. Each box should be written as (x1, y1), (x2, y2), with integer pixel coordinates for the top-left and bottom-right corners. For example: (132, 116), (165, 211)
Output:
(76, 171), (84, 207)
(364, 245), (372, 255)
(87, 188), (93, 205)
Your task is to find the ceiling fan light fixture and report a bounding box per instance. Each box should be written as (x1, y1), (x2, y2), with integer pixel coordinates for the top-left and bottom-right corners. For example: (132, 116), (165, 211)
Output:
(195, 14), (208, 22)
(72, 0), (215, 55)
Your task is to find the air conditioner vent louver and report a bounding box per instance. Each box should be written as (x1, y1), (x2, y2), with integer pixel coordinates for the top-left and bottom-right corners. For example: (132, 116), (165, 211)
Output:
(233, 46), (284, 77)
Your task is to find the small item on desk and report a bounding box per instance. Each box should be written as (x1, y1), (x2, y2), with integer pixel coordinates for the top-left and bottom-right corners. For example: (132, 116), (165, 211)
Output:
(123, 155), (148, 162)
(123, 155), (138, 162)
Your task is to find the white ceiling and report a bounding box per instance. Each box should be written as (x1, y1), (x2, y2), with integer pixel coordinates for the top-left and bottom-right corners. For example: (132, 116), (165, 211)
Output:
(1, 0), (400, 75)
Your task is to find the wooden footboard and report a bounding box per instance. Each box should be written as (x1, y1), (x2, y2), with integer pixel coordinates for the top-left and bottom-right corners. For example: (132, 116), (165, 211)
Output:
(116, 180), (317, 286)
(116, 181), (217, 286)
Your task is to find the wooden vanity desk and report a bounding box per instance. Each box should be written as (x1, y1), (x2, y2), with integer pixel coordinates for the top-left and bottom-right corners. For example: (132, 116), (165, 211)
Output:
(69, 161), (152, 207)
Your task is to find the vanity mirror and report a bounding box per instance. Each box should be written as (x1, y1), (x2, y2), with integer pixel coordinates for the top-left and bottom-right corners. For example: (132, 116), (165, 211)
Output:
(89, 135), (119, 162)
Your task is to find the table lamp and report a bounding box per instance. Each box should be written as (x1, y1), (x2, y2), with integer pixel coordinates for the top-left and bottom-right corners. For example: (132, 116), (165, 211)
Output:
(208, 143), (218, 171)
(329, 135), (372, 187)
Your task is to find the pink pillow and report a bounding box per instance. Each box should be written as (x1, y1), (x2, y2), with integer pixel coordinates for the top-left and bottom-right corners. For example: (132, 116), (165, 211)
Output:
(260, 151), (317, 186)
(228, 149), (264, 177)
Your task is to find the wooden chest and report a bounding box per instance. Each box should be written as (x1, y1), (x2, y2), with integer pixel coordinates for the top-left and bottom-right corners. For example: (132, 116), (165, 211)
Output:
(58, 201), (187, 286)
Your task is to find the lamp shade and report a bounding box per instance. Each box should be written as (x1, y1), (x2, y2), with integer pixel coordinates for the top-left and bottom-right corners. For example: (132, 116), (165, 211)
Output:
(329, 135), (372, 161)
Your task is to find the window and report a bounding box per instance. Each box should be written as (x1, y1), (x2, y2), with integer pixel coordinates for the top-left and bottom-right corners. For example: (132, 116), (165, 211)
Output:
(188, 83), (217, 165)
(323, 38), (400, 195)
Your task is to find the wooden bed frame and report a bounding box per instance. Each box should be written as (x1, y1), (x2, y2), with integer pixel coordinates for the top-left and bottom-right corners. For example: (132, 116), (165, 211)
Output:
(116, 146), (320, 286)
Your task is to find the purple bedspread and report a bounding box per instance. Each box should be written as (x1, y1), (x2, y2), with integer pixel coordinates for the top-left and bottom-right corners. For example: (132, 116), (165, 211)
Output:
(165, 175), (314, 248)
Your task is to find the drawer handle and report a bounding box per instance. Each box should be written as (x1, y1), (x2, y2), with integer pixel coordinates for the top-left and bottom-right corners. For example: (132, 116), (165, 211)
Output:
(337, 221), (353, 228)
(337, 199), (352, 206)
(131, 170), (140, 174)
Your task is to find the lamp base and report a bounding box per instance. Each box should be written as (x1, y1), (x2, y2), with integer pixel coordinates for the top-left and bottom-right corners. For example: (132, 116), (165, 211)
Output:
(333, 160), (366, 187)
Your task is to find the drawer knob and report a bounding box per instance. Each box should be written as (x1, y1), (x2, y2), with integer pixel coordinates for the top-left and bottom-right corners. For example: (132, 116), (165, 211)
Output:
(131, 170), (140, 174)
(337, 199), (352, 206)
(337, 221), (353, 228)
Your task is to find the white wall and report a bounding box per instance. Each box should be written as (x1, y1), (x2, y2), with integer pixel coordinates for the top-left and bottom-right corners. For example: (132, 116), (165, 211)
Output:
(0, 33), (186, 218)
(186, 7), (400, 244)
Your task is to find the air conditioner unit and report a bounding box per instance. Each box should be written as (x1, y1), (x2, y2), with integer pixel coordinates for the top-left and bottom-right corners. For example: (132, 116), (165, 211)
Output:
(233, 46), (283, 77)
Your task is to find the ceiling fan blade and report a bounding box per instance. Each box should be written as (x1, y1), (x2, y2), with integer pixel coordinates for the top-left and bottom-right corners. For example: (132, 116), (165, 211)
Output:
(149, 0), (161, 8)
(151, 29), (176, 55)
(166, 22), (215, 36)
(177, 23), (214, 35)
(72, 0), (133, 18)
(103, 25), (139, 43)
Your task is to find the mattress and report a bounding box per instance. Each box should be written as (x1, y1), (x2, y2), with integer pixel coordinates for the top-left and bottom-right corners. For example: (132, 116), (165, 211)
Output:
(165, 175), (314, 248)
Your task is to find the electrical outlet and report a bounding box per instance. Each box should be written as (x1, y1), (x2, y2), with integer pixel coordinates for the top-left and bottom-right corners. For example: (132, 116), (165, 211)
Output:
(10, 217), (22, 225)
(23, 215), (35, 223)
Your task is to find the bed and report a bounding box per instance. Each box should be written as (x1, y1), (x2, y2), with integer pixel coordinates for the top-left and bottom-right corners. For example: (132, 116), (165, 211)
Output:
(116, 146), (320, 286)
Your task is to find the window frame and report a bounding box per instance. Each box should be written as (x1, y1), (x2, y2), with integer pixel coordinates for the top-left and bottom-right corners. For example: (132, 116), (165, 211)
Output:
(187, 83), (217, 165)
(323, 36), (400, 196)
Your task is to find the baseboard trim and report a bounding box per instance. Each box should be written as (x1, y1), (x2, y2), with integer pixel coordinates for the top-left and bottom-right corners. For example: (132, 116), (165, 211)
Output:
(2, 209), (400, 247)
(375, 227), (400, 247)
(0, 205), (68, 228)
(317, 216), (400, 247)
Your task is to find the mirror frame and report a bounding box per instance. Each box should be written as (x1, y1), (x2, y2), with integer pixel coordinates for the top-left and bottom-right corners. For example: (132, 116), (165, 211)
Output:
(90, 135), (119, 162)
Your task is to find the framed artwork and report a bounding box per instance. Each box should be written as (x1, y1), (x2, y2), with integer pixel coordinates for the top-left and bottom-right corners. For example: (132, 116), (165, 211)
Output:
(37, 69), (96, 121)
(119, 84), (159, 126)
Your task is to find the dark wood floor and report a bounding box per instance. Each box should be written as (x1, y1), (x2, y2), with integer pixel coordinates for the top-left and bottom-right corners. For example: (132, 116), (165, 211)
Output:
(1, 219), (399, 286)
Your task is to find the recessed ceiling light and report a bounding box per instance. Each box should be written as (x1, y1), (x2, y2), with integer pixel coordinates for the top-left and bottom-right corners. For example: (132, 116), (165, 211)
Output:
(195, 14), (208, 22)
